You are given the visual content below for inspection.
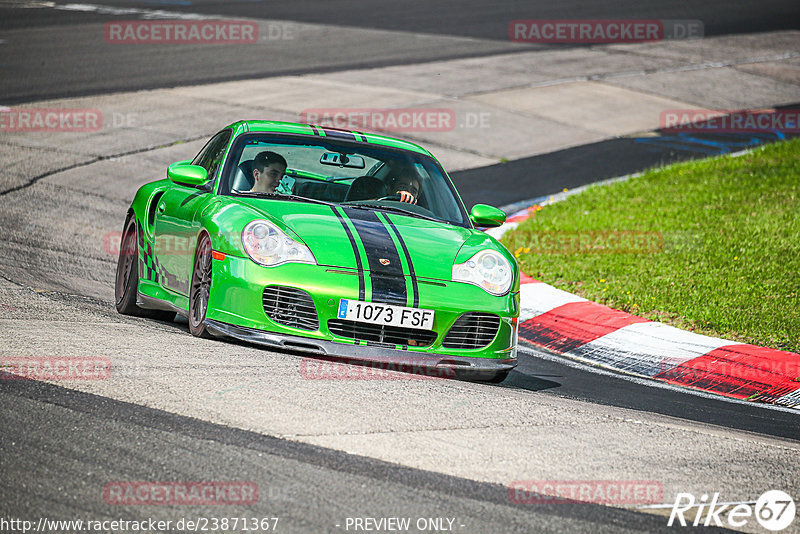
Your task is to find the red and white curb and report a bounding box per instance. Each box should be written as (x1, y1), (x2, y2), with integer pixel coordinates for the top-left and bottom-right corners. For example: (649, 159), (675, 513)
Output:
(492, 204), (800, 409)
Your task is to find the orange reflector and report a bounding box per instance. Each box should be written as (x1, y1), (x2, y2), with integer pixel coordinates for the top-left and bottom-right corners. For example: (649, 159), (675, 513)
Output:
(211, 251), (226, 261)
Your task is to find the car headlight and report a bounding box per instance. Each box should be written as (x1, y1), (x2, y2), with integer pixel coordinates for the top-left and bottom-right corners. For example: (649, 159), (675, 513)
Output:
(242, 220), (316, 266)
(452, 249), (513, 296)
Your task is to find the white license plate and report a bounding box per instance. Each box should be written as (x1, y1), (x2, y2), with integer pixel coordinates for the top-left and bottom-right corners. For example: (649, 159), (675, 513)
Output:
(337, 299), (435, 330)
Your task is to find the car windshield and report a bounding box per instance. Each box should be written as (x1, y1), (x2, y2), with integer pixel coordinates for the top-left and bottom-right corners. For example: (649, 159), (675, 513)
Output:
(219, 133), (469, 226)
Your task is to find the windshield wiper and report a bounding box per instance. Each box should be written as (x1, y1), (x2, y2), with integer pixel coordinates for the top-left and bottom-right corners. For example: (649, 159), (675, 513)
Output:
(232, 191), (335, 207)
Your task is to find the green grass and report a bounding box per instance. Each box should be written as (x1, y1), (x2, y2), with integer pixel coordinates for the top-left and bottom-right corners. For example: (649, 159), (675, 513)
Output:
(503, 138), (800, 353)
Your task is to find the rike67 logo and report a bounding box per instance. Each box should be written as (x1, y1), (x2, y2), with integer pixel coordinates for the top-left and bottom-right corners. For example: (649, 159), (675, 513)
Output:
(668, 490), (795, 531)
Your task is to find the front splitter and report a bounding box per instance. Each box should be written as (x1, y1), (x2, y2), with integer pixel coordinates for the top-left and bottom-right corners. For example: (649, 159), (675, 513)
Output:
(203, 318), (516, 379)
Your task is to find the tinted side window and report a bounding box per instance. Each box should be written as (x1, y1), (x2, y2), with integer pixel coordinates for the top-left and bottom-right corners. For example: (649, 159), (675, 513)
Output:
(192, 130), (232, 181)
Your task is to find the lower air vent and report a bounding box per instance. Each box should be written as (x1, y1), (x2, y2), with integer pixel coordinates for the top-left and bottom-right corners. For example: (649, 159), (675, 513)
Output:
(443, 313), (501, 349)
(262, 286), (318, 331)
(328, 319), (436, 347)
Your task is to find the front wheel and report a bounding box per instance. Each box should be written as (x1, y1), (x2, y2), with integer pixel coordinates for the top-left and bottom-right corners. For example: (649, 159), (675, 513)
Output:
(188, 233), (213, 338)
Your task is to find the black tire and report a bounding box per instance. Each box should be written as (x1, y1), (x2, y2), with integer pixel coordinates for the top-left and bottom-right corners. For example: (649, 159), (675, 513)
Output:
(115, 213), (144, 315)
(188, 233), (213, 338)
(114, 213), (175, 322)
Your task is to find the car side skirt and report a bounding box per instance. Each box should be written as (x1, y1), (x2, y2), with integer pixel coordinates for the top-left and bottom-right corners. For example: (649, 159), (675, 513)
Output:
(137, 292), (187, 316)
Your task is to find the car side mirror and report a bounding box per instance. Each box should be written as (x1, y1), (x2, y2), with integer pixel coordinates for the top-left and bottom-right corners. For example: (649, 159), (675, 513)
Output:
(469, 204), (507, 228)
(167, 161), (208, 186)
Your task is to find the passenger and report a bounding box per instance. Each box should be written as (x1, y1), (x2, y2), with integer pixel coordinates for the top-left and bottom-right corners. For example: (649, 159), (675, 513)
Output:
(250, 151), (287, 194)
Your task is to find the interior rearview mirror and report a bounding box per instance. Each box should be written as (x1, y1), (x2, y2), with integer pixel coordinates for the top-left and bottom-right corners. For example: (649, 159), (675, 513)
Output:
(320, 152), (365, 169)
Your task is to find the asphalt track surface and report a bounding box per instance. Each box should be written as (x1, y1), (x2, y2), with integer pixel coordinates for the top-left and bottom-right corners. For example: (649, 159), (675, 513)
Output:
(1, 2), (799, 533)
(2, 0), (800, 103)
(512, 344), (800, 442)
(451, 129), (799, 210)
(2, 378), (706, 534)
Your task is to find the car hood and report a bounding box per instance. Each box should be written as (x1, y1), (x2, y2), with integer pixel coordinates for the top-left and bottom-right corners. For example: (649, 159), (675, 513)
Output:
(232, 199), (477, 281)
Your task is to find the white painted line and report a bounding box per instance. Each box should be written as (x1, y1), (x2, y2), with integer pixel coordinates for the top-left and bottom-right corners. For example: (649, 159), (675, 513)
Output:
(3, 1), (215, 19)
(55, 2), (215, 20)
(569, 321), (737, 377)
(519, 282), (586, 322)
(775, 388), (800, 408)
(4, 1), (56, 8)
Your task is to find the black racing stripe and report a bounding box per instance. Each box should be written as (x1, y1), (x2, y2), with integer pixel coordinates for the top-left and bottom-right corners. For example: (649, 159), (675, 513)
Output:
(342, 208), (406, 306)
(332, 207), (365, 300)
(310, 125), (322, 136)
(321, 128), (357, 141)
(384, 215), (419, 308)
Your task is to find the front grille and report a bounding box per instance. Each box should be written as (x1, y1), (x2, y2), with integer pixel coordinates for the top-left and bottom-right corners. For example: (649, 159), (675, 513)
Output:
(328, 319), (436, 347)
(262, 286), (318, 331)
(443, 313), (501, 349)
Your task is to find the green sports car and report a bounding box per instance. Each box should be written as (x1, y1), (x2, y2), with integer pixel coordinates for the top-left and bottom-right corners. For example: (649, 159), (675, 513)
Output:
(115, 121), (519, 381)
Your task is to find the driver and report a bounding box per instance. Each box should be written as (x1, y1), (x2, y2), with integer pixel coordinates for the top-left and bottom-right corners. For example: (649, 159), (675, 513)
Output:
(250, 151), (287, 194)
(386, 165), (421, 205)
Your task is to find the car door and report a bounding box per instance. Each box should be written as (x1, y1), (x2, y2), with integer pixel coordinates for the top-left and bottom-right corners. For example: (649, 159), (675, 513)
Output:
(153, 130), (231, 295)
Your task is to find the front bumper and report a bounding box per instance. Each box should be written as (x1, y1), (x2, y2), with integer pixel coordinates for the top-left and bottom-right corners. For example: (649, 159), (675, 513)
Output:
(205, 254), (519, 362)
(204, 318), (517, 378)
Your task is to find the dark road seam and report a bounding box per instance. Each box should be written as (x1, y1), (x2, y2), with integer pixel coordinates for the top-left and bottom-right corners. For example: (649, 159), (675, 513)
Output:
(0, 378), (685, 531)
(0, 134), (210, 197)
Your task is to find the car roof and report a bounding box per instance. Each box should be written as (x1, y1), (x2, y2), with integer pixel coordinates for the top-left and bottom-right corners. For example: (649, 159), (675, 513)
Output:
(224, 120), (432, 157)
